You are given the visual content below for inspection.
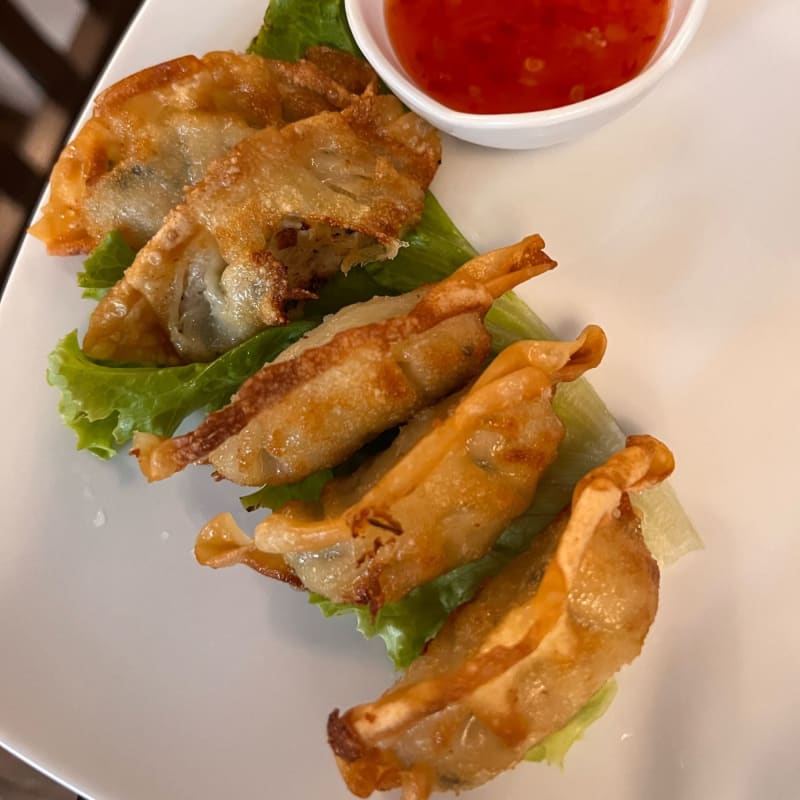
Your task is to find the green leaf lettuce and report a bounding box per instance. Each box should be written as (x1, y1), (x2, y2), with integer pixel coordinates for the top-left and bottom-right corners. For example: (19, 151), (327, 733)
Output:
(240, 469), (333, 512)
(249, 0), (360, 60)
(526, 681), (618, 766)
(48, 321), (314, 458)
(77, 231), (136, 299)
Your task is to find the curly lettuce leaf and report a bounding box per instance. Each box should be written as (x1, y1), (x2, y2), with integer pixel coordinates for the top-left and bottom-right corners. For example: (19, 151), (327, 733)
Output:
(525, 680), (618, 766)
(48, 321), (314, 458)
(240, 469), (333, 512)
(249, 0), (360, 60)
(77, 231), (136, 299)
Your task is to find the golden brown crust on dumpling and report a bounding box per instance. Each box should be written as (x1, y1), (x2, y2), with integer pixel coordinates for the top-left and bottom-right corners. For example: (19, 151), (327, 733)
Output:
(29, 49), (377, 255)
(131, 235), (554, 483)
(82, 279), (182, 365)
(304, 46), (379, 96)
(193, 512), (301, 587)
(341, 95), (442, 190)
(265, 48), (376, 121)
(81, 93), (441, 365)
(328, 436), (671, 799)
(241, 326), (606, 609)
(94, 54), (205, 110)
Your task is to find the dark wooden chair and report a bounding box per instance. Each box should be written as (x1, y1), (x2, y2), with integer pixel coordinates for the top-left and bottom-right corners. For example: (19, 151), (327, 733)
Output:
(0, 0), (143, 289)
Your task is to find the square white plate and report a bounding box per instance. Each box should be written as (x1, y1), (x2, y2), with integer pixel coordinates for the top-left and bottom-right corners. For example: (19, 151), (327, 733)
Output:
(1, 1), (799, 798)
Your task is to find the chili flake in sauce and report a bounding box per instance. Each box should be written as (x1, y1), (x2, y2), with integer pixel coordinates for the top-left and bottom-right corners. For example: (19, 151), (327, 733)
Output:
(385, 0), (669, 114)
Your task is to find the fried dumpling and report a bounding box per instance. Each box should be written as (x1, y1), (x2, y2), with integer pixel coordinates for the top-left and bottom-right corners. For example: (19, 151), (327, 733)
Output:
(82, 93), (441, 365)
(267, 45), (378, 120)
(29, 48), (376, 255)
(192, 324), (607, 610)
(327, 435), (672, 799)
(134, 235), (556, 483)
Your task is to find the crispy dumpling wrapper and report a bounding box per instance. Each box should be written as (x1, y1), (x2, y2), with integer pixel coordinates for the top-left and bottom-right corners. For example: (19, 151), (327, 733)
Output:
(82, 93), (441, 365)
(133, 235), (556, 484)
(327, 435), (672, 799)
(29, 48), (377, 255)
(192, 324), (606, 610)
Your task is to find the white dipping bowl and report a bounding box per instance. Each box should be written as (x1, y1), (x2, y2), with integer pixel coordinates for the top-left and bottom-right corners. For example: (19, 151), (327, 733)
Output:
(345, 0), (707, 150)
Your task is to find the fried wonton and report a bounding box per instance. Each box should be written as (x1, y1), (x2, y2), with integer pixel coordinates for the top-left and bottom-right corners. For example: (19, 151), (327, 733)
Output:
(82, 93), (441, 365)
(192, 325), (607, 610)
(328, 435), (672, 799)
(133, 235), (556, 484)
(29, 48), (377, 255)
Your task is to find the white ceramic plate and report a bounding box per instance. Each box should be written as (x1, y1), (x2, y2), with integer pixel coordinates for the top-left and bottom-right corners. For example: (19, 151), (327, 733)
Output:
(1, 1), (799, 799)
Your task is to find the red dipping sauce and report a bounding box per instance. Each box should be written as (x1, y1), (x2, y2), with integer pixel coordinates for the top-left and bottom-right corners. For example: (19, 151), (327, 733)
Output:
(385, 0), (670, 114)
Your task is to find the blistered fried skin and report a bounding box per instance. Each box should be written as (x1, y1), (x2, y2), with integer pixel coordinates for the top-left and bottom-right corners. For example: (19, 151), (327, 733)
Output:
(328, 436), (672, 799)
(29, 49), (377, 256)
(82, 93), (441, 365)
(191, 324), (606, 610)
(302, 46), (379, 97)
(267, 45), (378, 121)
(133, 235), (555, 482)
(194, 514), (302, 587)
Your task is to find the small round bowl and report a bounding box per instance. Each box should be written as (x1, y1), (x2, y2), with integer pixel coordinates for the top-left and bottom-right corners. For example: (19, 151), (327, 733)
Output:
(345, 0), (707, 150)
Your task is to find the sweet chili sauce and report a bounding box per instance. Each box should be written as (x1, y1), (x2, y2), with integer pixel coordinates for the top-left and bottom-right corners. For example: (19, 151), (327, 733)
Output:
(385, 0), (670, 114)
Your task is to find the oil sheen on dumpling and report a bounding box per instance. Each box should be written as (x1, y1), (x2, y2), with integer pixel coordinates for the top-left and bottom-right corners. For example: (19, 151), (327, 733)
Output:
(133, 235), (556, 484)
(29, 48), (376, 255)
(192, 325), (607, 610)
(81, 93), (441, 365)
(327, 436), (671, 800)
